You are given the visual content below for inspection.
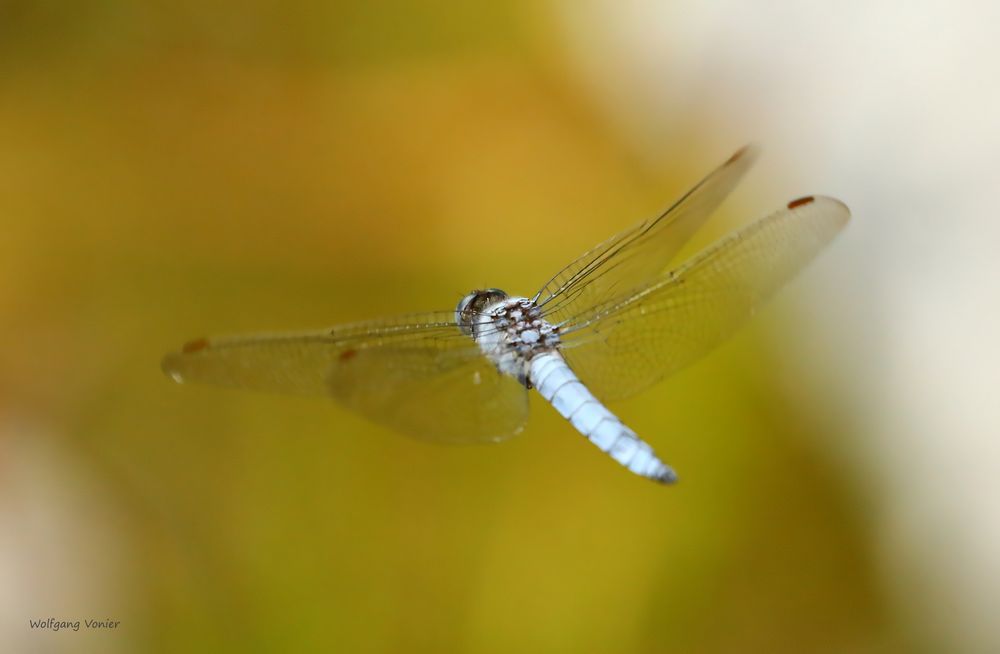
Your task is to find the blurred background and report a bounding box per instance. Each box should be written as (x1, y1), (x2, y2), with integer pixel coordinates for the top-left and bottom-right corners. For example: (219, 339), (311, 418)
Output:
(2, 1), (998, 652)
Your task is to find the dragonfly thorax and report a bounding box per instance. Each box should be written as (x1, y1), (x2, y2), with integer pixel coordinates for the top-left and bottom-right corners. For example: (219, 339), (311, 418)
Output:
(460, 293), (561, 387)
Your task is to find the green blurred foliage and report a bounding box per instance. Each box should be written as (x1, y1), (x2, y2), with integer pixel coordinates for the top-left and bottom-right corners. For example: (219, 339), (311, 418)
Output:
(0, 0), (529, 65)
(0, 2), (914, 653)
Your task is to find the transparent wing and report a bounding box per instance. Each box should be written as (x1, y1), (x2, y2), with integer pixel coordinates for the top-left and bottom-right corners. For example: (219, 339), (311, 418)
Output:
(161, 312), (529, 443)
(533, 145), (758, 326)
(557, 196), (850, 402)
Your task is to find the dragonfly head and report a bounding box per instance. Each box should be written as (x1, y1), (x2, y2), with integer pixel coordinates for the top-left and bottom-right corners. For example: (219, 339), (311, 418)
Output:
(456, 288), (509, 335)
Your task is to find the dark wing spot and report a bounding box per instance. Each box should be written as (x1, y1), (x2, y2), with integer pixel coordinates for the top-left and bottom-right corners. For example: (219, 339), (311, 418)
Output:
(787, 196), (815, 210)
(181, 337), (210, 354)
(338, 349), (357, 362)
(726, 146), (749, 164)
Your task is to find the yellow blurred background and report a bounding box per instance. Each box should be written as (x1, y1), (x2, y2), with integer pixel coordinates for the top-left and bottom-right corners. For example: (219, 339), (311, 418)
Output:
(3, 1), (998, 653)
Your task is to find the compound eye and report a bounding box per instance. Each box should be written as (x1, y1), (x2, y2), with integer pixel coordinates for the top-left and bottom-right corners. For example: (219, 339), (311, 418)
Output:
(455, 294), (472, 316)
(455, 292), (479, 334)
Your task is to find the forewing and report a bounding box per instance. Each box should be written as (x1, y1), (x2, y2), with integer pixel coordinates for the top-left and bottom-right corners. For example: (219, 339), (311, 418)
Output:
(534, 146), (758, 326)
(557, 196), (850, 402)
(162, 312), (529, 443)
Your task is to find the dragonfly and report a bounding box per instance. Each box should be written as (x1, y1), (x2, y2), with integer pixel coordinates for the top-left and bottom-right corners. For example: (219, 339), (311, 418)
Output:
(161, 146), (849, 484)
